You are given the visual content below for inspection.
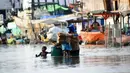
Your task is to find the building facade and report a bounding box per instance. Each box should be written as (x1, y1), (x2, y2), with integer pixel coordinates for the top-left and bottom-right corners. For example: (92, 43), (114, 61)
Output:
(83, 0), (105, 11)
(82, 0), (130, 11)
(0, 0), (23, 22)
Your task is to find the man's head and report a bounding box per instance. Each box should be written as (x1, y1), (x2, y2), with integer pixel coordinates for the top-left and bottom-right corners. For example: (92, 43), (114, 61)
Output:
(68, 24), (75, 33)
(42, 46), (47, 51)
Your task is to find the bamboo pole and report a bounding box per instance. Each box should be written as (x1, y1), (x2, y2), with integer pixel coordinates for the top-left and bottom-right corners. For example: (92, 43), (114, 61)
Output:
(57, 0), (60, 15)
(31, 0), (35, 19)
(128, 15), (129, 27)
(120, 16), (122, 48)
(105, 20), (107, 48)
(87, 17), (89, 29)
(38, 0), (40, 8)
(112, 24), (114, 47)
(81, 0), (85, 30)
(53, 0), (56, 15)
(45, 0), (48, 10)
(64, 0), (67, 7)
(123, 17), (124, 29)
(31, 0), (37, 40)
(108, 22), (110, 47)
(30, 22), (37, 40)
(57, 0), (59, 4)
(73, 0), (75, 4)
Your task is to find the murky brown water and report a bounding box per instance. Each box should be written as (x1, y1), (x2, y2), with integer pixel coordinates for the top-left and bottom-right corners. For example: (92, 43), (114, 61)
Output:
(0, 45), (130, 73)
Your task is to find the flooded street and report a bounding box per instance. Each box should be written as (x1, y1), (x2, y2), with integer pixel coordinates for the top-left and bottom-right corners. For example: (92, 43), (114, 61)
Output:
(0, 45), (130, 73)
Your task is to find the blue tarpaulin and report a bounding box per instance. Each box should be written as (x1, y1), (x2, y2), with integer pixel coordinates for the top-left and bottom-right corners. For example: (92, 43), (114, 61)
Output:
(40, 15), (64, 20)
(7, 22), (22, 36)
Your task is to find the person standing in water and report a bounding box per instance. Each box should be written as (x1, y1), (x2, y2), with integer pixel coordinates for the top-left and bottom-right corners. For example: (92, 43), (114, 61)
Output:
(35, 46), (51, 58)
(67, 23), (80, 56)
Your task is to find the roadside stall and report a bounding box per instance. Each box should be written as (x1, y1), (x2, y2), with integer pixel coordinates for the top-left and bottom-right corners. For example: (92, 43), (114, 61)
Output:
(80, 10), (122, 48)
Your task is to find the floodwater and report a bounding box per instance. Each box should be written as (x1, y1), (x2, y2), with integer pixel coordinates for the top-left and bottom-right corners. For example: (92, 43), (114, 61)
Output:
(0, 45), (130, 73)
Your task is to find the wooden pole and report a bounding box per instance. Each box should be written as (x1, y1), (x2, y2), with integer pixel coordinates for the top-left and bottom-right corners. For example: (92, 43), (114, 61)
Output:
(31, 0), (35, 19)
(57, 0), (60, 15)
(53, 0), (56, 15)
(57, 0), (59, 4)
(123, 16), (124, 29)
(45, 0), (48, 10)
(30, 22), (37, 40)
(87, 17), (89, 29)
(108, 22), (110, 47)
(128, 15), (129, 27)
(73, 0), (75, 4)
(81, 0), (85, 30)
(38, 0), (40, 8)
(105, 20), (107, 48)
(112, 24), (114, 47)
(64, 0), (67, 7)
(31, 0), (37, 40)
(120, 16), (122, 48)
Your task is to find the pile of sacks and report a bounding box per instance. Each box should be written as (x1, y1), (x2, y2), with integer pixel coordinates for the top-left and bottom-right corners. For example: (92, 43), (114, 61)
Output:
(57, 33), (70, 44)
(57, 32), (80, 51)
(47, 26), (69, 42)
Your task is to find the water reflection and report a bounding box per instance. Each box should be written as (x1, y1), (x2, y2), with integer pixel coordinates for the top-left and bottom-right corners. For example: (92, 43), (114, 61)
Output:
(52, 57), (80, 67)
(83, 55), (130, 67)
(0, 45), (130, 73)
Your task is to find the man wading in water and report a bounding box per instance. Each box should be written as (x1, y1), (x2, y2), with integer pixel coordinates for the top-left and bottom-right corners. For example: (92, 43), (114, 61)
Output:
(35, 46), (51, 58)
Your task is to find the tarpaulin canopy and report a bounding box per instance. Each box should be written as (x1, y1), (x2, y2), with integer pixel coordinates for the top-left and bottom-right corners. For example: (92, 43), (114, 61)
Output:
(35, 14), (80, 24)
(88, 10), (120, 20)
(0, 26), (6, 34)
(41, 4), (68, 12)
(88, 10), (120, 15)
(7, 22), (22, 36)
(8, 22), (17, 29)
(55, 14), (81, 22)
(88, 10), (107, 14)
(40, 19), (60, 24)
(11, 27), (22, 36)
